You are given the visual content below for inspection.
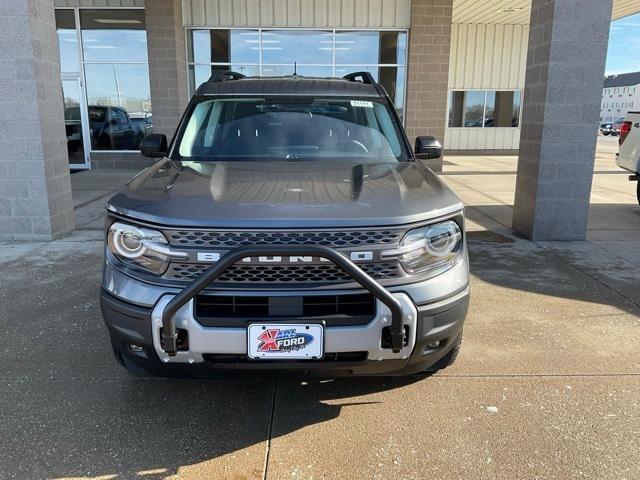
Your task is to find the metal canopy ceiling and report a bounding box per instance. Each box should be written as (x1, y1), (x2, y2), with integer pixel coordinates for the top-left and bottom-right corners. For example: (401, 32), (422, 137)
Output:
(452, 0), (640, 24)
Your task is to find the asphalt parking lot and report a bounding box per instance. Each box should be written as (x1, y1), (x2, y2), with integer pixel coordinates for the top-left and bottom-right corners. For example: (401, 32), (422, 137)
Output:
(1, 137), (639, 479)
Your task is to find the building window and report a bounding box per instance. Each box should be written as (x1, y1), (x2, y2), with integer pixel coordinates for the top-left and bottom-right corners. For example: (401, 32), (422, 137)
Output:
(55, 10), (80, 74)
(187, 29), (408, 120)
(448, 90), (522, 128)
(79, 9), (152, 151)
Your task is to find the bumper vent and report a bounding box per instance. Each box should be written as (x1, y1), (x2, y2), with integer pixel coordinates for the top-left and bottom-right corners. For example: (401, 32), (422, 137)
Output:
(202, 352), (368, 364)
(194, 293), (375, 327)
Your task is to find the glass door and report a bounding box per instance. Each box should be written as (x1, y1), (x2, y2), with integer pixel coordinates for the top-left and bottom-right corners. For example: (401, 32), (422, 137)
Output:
(61, 77), (90, 169)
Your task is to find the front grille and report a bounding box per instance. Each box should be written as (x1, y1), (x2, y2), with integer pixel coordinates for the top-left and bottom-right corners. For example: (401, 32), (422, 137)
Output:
(194, 294), (375, 323)
(164, 228), (404, 248)
(165, 262), (401, 284)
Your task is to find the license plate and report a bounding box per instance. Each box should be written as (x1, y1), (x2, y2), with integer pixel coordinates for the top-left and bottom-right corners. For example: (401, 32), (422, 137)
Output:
(247, 323), (324, 360)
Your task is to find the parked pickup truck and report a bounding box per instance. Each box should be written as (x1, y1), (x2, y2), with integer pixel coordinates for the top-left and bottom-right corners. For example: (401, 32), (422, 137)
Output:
(616, 112), (640, 205)
(100, 71), (470, 377)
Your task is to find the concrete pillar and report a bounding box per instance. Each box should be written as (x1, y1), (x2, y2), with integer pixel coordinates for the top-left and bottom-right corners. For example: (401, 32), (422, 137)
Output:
(0, 0), (74, 241)
(405, 0), (453, 150)
(512, 0), (613, 240)
(145, 0), (189, 139)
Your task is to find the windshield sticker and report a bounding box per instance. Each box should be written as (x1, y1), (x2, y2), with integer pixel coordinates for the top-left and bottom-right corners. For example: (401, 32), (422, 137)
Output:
(350, 100), (374, 108)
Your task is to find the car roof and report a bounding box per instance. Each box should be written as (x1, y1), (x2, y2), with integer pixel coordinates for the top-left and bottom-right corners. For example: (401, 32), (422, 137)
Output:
(195, 75), (385, 97)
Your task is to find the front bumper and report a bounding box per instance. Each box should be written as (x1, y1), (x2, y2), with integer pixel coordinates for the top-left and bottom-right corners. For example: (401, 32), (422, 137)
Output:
(102, 242), (469, 376)
(101, 284), (468, 376)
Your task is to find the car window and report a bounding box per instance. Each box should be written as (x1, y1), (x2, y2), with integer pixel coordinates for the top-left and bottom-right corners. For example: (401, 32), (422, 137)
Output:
(112, 109), (128, 124)
(175, 96), (409, 162)
(88, 107), (106, 123)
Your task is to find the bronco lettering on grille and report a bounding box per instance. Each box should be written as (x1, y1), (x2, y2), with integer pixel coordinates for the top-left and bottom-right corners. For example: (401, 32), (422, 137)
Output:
(196, 252), (374, 263)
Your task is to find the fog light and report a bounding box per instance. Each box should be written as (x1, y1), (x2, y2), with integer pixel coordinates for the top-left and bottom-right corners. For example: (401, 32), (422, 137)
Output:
(129, 344), (143, 352)
(427, 341), (441, 349)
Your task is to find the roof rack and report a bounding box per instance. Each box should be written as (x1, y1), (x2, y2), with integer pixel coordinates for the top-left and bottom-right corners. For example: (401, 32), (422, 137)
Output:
(208, 70), (247, 82)
(343, 71), (376, 85)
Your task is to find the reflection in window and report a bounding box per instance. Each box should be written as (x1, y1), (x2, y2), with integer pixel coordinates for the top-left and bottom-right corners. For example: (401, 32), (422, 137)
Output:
(261, 30), (333, 64)
(84, 64), (151, 150)
(187, 30), (408, 121)
(80, 9), (152, 151)
(262, 65), (333, 77)
(485, 91), (522, 127)
(80, 9), (147, 62)
(189, 29), (260, 64)
(55, 10), (80, 73)
(334, 31), (407, 65)
(448, 90), (522, 128)
(463, 91), (485, 127)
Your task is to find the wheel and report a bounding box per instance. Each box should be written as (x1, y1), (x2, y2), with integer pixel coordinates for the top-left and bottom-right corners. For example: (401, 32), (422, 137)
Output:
(424, 333), (462, 373)
(636, 181), (640, 206)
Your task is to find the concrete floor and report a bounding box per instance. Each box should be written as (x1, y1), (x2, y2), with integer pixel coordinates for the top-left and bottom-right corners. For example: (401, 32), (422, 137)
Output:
(1, 138), (639, 479)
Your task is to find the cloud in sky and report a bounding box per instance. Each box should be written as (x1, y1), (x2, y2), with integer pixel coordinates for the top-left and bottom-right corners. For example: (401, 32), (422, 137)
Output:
(606, 13), (640, 76)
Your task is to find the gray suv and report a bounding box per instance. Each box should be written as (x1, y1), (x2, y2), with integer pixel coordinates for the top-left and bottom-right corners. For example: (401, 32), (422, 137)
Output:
(100, 71), (470, 377)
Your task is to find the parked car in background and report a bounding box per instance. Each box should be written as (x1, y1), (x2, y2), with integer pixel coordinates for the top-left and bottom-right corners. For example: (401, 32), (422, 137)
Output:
(89, 106), (144, 150)
(600, 122), (619, 136)
(616, 112), (640, 205)
(130, 113), (153, 138)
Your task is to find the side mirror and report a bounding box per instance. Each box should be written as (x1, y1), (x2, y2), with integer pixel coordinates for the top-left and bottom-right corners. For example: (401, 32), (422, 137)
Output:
(414, 136), (442, 160)
(140, 133), (168, 158)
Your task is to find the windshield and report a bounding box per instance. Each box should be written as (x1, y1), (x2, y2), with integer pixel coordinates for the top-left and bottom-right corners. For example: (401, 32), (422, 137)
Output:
(173, 96), (409, 162)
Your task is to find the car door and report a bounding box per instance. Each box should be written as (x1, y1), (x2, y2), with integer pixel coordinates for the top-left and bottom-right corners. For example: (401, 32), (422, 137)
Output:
(110, 108), (136, 149)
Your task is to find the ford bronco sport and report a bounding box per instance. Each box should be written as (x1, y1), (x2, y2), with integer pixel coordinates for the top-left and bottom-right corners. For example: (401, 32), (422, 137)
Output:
(100, 71), (470, 377)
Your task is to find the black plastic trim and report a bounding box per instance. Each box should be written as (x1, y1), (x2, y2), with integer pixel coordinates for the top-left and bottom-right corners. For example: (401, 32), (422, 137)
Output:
(161, 245), (406, 356)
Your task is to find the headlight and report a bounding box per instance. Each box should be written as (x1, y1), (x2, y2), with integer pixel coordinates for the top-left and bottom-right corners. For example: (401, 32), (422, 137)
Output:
(107, 222), (171, 275)
(393, 220), (463, 275)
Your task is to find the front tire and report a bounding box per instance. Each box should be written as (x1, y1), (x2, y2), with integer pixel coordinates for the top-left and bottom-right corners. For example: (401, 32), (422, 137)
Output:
(636, 181), (640, 206)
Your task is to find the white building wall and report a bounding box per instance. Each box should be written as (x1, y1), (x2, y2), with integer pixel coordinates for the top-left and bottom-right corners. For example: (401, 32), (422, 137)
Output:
(181, 0), (411, 28)
(600, 84), (640, 123)
(445, 23), (528, 151)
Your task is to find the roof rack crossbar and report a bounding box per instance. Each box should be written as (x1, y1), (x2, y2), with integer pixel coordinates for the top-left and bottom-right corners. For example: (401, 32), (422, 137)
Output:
(208, 70), (247, 82)
(343, 71), (376, 85)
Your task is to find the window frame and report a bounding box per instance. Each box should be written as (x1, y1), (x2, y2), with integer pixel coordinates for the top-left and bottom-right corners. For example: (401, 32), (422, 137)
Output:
(185, 27), (409, 123)
(446, 89), (523, 129)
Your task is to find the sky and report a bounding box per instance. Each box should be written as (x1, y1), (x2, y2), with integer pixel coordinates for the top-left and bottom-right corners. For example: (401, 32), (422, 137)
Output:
(606, 13), (640, 76)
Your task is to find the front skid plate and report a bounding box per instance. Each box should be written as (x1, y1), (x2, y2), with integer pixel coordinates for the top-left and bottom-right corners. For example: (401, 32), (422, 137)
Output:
(150, 293), (417, 364)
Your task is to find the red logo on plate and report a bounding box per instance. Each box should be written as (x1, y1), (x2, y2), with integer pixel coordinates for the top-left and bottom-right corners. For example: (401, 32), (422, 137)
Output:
(257, 329), (280, 352)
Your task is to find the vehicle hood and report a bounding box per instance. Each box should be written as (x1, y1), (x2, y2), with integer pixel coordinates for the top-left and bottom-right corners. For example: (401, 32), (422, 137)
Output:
(107, 160), (464, 228)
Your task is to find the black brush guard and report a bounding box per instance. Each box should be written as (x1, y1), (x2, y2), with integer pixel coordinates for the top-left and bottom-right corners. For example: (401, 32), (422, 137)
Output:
(161, 246), (406, 356)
